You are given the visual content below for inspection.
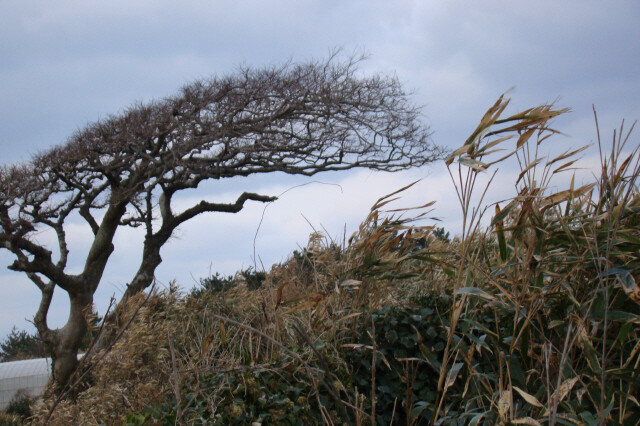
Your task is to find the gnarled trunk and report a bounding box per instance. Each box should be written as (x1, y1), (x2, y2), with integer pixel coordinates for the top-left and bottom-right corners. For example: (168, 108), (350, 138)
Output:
(122, 242), (163, 302)
(48, 291), (92, 388)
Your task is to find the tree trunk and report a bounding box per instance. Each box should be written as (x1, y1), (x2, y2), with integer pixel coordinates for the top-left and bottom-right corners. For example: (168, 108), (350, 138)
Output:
(49, 291), (92, 388)
(122, 243), (163, 302)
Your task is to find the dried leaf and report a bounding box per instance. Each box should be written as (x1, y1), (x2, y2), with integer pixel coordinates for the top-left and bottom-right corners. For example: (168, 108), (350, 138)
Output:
(202, 333), (215, 354)
(516, 158), (543, 185)
(552, 159), (579, 174)
(385, 200), (436, 213)
(547, 145), (589, 167)
(498, 390), (512, 420)
(614, 152), (634, 185)
(458, 157), (489, 172)
(371, 180), (420, 210)
(341, 343), (374, 350)
(550, 376), (580, 405)
(513, 386), (544, 408)
(478, 134), (514, 153)
(454, 287), (497, 302)
(219, 320), (227, 346)
(274, 281), (288, 311)
(512, 417), (543, 426)
(627, 394), (640, 407)
(288, 292), (326, 312)
(516, 128), (536, 149)
(449, 143), (474, 159)
(444, 362), (464, 390)
(340, 279), (362, 290)
(542, 184), (595, 212)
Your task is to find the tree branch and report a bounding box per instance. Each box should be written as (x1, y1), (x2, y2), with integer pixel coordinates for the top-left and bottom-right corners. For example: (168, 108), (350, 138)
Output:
(80, 205), (100, 235)
(4, 240), (78, 292)
(0, 55), (439, 387)
(173, 192), (277, 226)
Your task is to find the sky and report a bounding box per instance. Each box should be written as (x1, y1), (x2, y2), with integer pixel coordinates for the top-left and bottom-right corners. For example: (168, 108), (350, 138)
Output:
(1, 1), (639, 338)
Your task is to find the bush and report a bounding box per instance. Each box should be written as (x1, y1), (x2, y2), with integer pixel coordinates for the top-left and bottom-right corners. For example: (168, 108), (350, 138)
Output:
(28, 96), (640, 426)
(4, 392), (31, 423)
(345, 294), (455, 425)
(134, 366), (322, 425)
(192, 267), (267, 297)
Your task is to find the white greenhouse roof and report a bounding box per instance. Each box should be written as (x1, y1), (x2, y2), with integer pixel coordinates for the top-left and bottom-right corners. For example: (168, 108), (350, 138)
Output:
(0, 357), (51, 410)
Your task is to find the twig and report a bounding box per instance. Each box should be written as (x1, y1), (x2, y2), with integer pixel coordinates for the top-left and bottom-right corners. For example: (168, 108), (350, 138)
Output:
(252, 180), (343, 270)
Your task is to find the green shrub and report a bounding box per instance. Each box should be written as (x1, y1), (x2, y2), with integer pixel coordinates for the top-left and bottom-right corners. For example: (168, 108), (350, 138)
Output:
(4, 392), (31, 423)
(192, 267), (267, 297)
(191, 272), (234, 297)
(345, 294), (455, 425)
(131, 364), (323, 425)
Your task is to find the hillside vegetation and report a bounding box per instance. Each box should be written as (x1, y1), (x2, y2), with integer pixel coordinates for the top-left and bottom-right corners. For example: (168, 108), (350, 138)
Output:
(17, 97), (640, 425)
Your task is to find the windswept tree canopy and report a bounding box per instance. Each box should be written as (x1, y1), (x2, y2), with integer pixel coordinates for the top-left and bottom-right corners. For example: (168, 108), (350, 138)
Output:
(0, 55), (438, 385)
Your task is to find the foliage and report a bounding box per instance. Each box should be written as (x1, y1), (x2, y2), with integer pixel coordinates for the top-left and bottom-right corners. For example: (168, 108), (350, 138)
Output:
(191, 272), (233, 297)
(0, 327), (45, 362)
(4, 392), (32, 421)
(432, 226), (451, 243)
(0, 54), (437, 386)
(27, 96), (640, 426)
(346, 294), (454, 425)
(431, 96), (640, 425)
(131, 366), (323, 425)
(192, 267), (267, 297)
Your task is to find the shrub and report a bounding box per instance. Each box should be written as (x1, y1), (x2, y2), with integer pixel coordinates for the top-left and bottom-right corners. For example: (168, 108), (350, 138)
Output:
(4, 392), (31, 421)
(134, 366), (322, 425)
(345, 294), (454, 425)
(192, 267), (267, 297)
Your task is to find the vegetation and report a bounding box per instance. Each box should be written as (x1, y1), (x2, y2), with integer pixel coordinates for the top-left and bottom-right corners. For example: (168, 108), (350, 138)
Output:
(17, 96), (640, 424)
(0, 309), (102, 363)
(0, 413), (21, 426)
(0, 55), (437, 387)
(0, 328), (45, 362)
(190, 267), (266, 298)
(4, 393), (32, 422)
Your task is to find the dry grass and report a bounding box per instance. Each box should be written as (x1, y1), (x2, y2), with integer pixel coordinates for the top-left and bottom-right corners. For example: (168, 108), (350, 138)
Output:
(29, 96), (640, 425)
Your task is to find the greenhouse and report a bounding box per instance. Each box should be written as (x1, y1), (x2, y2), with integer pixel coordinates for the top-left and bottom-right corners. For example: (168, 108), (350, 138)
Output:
(0, 357), (51, 410)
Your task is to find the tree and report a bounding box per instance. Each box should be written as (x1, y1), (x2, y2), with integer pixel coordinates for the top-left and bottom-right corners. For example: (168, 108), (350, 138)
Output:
(0, 326), (46, 362)
(0, 55), (439, 386)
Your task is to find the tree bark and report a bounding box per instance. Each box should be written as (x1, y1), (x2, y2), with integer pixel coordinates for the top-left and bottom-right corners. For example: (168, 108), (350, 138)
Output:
(122, 239), (164, 302)
(48, 291), (93, 387)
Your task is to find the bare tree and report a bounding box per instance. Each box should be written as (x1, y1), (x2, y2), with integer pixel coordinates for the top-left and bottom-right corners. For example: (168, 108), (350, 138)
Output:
(0, 56), (438, 386)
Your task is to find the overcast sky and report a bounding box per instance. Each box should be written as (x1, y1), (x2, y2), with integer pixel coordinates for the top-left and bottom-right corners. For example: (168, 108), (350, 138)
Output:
(1, 1), (639, 338)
